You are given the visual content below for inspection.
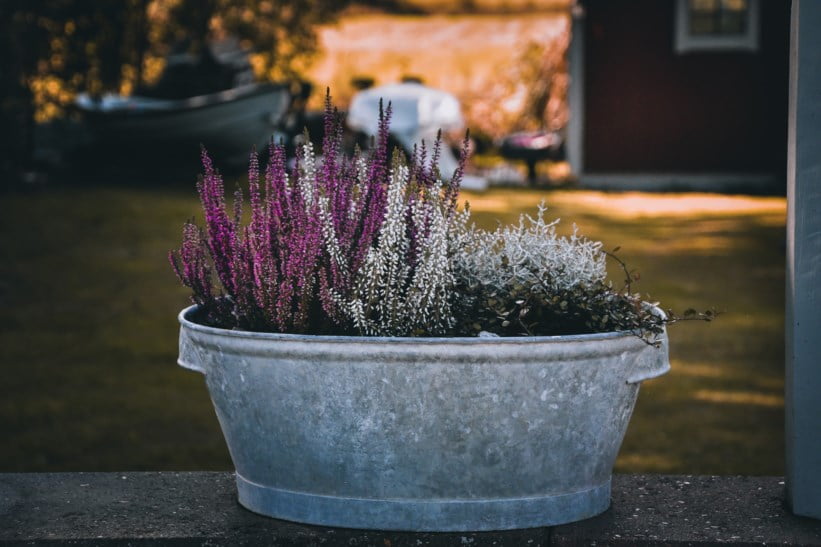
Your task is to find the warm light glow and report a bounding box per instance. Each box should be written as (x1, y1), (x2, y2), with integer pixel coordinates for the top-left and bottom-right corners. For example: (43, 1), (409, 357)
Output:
(672, 362), (728, 379)
(142, 56), (166, 86)
(461, 190), (786, 219)
(546, 192), (787, 219)
(617, 453), (680, 472)
(459, 190), (786, 253)
(249, 53), (267, 79)
(306, 13), (570, 134)
(693, 389), (783, 408)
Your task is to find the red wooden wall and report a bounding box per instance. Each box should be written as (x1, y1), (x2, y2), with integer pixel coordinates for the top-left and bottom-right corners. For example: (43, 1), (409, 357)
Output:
(582, 0), (790, 174)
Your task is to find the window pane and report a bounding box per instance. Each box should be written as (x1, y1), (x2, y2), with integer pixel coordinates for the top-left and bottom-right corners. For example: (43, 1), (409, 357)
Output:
(688, 0), (748, 36)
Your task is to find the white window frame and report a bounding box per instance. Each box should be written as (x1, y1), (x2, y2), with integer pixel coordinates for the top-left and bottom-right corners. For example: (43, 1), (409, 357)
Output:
(674, 0), (761, 53)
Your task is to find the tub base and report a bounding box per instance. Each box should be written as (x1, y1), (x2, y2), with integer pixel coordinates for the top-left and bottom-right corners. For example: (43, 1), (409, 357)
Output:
(236, 473), (611, 532)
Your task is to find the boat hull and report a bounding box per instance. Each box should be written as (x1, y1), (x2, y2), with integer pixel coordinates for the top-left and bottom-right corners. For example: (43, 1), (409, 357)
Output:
(77, 84), (290, 164)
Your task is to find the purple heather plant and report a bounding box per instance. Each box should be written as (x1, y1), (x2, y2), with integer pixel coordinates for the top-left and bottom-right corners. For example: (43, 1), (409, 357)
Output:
(170, 93), (467, 335)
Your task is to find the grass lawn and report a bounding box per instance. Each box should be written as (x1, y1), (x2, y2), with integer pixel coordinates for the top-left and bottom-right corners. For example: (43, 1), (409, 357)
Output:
(0, 184), (785, 474)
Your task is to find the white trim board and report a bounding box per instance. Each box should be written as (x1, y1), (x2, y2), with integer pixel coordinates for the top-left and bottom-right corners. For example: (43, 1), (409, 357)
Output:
(786, 0), (821, 520)
(567, 1), (586, 177)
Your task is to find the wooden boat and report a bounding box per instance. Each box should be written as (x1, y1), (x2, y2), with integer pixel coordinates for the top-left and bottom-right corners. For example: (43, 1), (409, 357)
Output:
(75, 83), (291, 166)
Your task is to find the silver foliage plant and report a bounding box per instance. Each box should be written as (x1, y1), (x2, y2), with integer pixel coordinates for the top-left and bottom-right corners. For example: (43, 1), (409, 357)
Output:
(453, 202), (607, 299)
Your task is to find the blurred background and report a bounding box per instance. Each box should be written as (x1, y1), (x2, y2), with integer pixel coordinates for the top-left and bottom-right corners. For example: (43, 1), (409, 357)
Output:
(1, 0), (789, 475)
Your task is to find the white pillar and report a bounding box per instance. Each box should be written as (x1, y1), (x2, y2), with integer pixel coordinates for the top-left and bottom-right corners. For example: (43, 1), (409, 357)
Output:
(566, 1), (585, 177)
(786, 0), (821, 520)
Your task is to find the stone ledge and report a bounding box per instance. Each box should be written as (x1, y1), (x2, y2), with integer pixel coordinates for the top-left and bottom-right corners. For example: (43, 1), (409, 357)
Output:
(1, 473), (820, 546)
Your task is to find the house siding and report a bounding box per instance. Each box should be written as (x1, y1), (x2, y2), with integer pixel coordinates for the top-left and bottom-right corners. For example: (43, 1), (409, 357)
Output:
(582, 0), (789, 175)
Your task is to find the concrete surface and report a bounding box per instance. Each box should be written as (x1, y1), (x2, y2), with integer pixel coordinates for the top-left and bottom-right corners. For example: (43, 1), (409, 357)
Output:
(2, 473), (821, 546)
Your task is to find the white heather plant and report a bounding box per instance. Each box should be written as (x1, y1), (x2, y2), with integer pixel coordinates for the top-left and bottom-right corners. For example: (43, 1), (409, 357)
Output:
(337, 156), (463, 336)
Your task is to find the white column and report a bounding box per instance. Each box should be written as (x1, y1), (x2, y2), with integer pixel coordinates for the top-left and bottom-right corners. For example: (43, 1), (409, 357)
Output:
(566, 1), (585, 177)
(786, 0), (821, 520)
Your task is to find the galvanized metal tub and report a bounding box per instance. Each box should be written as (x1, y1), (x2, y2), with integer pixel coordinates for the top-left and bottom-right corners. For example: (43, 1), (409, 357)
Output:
(177, 304), (669, 531)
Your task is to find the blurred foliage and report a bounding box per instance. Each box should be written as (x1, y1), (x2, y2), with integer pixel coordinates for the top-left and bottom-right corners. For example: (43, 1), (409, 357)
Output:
(0, 0), (350, 185)
(5, 1), (154, 120)
(159, 0), (348, 83)
(306, 13), (570, 137)
(463, 34), (569, 139)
